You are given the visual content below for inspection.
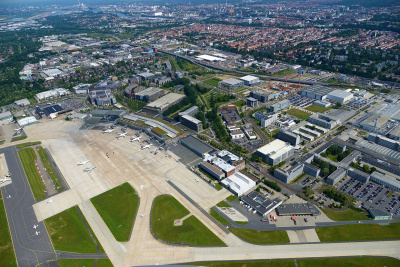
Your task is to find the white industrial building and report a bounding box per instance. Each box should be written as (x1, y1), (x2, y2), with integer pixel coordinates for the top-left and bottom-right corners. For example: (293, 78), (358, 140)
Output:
(221, 172), (256, 196)
(195, 54), (226, 62)
(255, 139), (295, 166)
(327, 90), (353, 103)
(219, 78), (244, 90)
(17, 116), (38, 127)
(299, 85), (335, 100)
(239, 75), (260, 86)
(14, 99), (30, 106)
(35, 88), (70, 101)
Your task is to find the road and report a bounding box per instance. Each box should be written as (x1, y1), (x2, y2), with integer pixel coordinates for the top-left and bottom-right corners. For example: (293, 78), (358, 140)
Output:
(160, 49), (325, 86)
(0, 146), (59, 267)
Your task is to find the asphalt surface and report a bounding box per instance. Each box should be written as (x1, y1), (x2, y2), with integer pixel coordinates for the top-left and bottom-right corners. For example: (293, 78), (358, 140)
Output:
(0, 146), (59, 267)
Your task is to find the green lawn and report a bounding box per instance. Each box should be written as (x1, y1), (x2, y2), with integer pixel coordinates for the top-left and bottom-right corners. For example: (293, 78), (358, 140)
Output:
(326, 154), (338, 162)
(297, 257), (400, 267)
(192, 259), (295, 267)
(36, 146), (62, 192)
(229, 228), (290, 244)
(316, 223), (400, 242)
(11, 136), (27, 142)
(191, 257), (400, 267)
(289, 173), (306, 185)
(204, 78), (222, 87)
(286, 109), (311, 120)
(235, 221), (248, 225)
(226, 195), (237, 202)
(18, 147), (46, 201)
(305, 104), (332, 113)
(58, 259), (113, 267)
(216, 200), (231, 208)
(15, 141), (41, 149)
(271, 69), (295, 77)
(210, 209), (231, 226)
(44, 207), (102, 253)
(0, 191), (17, 267)
(321, 207), (371, 221)
(91, 182), (139, 242)
(151, 195), (225, 246)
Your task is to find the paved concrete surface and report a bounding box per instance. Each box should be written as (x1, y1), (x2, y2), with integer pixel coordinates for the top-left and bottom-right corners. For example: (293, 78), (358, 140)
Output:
(287, 229), (320, 243)
(3, 119), (399, 266)
(0, 146), (58, 267)
(217, 207), (248, 222)
(0, 152), (12, 188)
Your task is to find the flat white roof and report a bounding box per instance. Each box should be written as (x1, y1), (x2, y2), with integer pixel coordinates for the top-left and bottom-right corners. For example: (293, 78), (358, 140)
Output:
(257, 139), (292, 156)
(195, 54), (226, 62)
(327, 89), (353, 98)
(146, 93), (185, 110)
(221, 172), (256, 196)
(240, 75), (259, 82)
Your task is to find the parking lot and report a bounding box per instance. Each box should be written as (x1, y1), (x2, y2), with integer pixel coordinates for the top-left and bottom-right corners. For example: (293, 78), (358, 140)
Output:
(343, 99), (371, 111)
(231, 138), (263, 152)
(334, 176), (400, 217)
(287, 94), (316, 108)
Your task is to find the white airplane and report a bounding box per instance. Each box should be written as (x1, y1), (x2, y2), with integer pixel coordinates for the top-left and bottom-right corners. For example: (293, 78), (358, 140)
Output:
(77, 160), (90, 166)
(14, 127), (22, 132)
(195, 179), (199, 182)
(140, 214), (145, 217)
(83, 167), (96, 173)
(47, 199), (53, 203)
(0, 177), (10, 183)
(140, 185), (144, 190)
(141, 144), (152, 150)
(33, 224), (39, 229)
(130, 135), (142, 142)
(116, 132), (127, 138)
(103, 129), (116, 134)
(7, 195), (11, 199)
(35, 231), (40, 236)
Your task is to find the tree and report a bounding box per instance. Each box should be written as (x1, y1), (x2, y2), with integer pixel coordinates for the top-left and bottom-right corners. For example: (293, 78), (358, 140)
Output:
(370, 167), (377, 173)
(363, 164), (370, 174)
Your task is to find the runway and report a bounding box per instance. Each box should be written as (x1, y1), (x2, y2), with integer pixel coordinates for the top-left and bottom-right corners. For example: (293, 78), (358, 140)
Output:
(0, 146), (58, 267)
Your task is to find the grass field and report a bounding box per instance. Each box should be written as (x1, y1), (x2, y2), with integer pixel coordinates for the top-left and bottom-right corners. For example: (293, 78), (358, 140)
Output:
(297, 257), (400, 267)
(58, 259), (113, 267)
(286, 109), (311, 120)
(321, 207), (370, 221)
(229, 228), (290, 244)
(226, 195), (237, 202)
(18, 147), (46, 201)
(271, 69), (295, 77)
(91, 182), (139, 242)
(216, 200), (231, 208)
(204, 78), (222, 87)
(11, 136), (27, 142)
(151, 195), (225, 246)
(210, 209), (231, 226)
(305, 104), (332, 113)
(191, 257), (400, 267)
(316, 223), (400, 242)
(0, 191), (17, 267)
(15, 141), (41, 149)
(44, 207), (102, 253)
(36, 146), (62, 192)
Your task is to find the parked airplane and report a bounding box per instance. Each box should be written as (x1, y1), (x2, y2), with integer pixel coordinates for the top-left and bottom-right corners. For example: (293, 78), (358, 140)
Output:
(195, 179), (199, 182)
(33, 224), (38, 229)
(141, 144), (152, 150)
(77, 160), (90, 166)
(83, 167), (96, 173)
(0, 177), (10, 183)
(116, 132), (127, 138)
(14, 128), (22, 134)
(102, 129), (116, 134)
(7, 195), (11, 199)
(130, 135), (142, 142)
(35, 231), (40, 236)
(47, 199), (53, 203)
(140, 214), (145, 217)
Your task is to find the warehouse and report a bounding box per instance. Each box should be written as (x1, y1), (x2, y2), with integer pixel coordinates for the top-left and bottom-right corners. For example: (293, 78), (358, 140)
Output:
(355, 139), (400, 163)
(276, 203), (320, 216)
(17, 116), (38, 127)
(239, 75), (260, 86)
(0, 111), (12, 121)
(327, 90), (353, 103)
(370, 171), (400, 192)
(179, 135), (214, 158)
(255, 139), (295, 165)
(250, 89), (275, 102)
(369, 208), (391, 220)
(134, 87), (164, 102)
(241, 191), (283, 217)
(221, 172), (256, 196)
(219, 78), (244, 90)
(299, 85), (335, 100)
(199, 161), (224, 180)
(35, 104), (63, 118)
(359, 114), (389, 133)
(195, 54), (226, 62)
(14, 99), (30, 106)
(142, 93), (186, 114)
